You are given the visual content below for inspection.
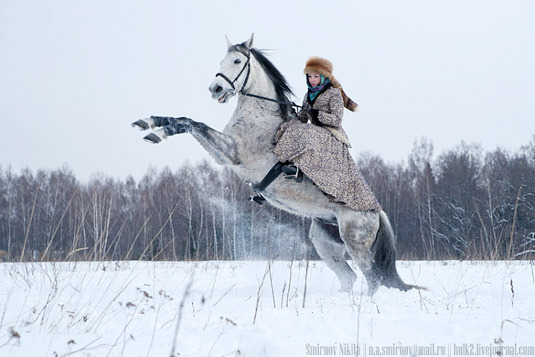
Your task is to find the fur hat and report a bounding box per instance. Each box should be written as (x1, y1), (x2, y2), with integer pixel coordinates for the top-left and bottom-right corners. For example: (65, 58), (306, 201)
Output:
(304, 56), (358, 112)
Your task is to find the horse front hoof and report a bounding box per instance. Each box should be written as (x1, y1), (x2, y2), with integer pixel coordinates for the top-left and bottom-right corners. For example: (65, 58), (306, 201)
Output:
(143, 133), (162, 144)
(132, 118), (156, 131)
(132, 119), (149, 131)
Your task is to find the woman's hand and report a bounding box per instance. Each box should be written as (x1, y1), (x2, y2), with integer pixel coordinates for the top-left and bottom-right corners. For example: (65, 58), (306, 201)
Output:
(307, 108), (319, 120)
(297, 108), (319, 123)
(297, 112), (308, 123)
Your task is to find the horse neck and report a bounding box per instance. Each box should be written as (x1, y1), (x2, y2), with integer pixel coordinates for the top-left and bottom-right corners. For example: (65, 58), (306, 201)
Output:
(224, 60), (288, 181)
(234, 59), (283, 130)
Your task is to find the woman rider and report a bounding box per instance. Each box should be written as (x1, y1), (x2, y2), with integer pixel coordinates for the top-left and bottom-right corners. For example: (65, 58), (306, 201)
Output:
(250, 57), (381, 212)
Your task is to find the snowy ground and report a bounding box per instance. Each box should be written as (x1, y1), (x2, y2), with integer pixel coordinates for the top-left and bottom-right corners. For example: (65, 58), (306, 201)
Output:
(0, 260), (534, 357)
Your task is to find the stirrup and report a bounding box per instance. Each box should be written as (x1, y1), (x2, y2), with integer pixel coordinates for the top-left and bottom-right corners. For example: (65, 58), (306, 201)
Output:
(282, 165), (303, 183)
(249, 195), (265, 206)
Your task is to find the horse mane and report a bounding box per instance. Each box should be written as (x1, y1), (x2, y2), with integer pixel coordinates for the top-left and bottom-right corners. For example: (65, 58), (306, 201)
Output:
(229, 44), (294, 121)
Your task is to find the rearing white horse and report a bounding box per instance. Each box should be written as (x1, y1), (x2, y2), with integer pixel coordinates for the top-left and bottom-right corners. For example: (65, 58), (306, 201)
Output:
(132, 34), (418, 294)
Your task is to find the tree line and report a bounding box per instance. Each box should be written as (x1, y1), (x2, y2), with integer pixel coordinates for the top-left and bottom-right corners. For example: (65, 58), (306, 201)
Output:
(0, 136), (534, 262)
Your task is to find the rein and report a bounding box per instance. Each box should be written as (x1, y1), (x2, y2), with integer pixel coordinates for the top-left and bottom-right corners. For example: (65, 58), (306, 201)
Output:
(241, 92), (301, 110)
(215, 50), (301, 111)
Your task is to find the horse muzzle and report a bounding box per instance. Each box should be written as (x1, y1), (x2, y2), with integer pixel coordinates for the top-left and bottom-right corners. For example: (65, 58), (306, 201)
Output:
(209, 79), (235, 104)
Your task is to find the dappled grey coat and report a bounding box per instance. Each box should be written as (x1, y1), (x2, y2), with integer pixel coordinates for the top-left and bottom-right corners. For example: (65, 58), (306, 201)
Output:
(273, 85), (381, 211)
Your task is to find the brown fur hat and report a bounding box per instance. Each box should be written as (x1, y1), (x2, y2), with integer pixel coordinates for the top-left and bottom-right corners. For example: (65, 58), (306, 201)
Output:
(304, 56), (358, 112)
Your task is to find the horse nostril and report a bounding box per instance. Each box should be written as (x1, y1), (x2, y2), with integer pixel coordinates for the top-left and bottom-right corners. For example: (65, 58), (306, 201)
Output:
(215, 86), (222, 94)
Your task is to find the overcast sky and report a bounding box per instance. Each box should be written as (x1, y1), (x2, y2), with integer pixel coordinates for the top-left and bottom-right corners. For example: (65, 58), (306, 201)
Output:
(1, 0), (534, 181)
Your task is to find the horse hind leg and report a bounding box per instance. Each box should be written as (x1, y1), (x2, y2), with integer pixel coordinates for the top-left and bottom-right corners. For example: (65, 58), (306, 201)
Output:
(309, 219), (357, 293)
(336, 210), (382, 295)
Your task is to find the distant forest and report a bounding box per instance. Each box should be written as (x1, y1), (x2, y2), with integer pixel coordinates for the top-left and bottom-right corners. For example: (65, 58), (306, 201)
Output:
(1, 136), (534, 262)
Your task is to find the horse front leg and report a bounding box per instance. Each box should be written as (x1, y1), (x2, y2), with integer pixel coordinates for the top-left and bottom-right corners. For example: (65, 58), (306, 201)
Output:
(132, 116), (240, 166)
(132, 116), (191, 143)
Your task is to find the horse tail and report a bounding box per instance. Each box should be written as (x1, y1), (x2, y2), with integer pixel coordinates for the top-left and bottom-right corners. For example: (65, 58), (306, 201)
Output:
(372, 210), (426, 291)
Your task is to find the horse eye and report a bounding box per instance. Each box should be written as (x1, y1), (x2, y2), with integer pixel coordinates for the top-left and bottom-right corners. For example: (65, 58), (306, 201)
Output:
(234, 58), (242, 64)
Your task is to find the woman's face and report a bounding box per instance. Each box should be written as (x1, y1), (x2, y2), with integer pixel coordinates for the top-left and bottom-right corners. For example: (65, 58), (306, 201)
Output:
(307, 73), (322, 87)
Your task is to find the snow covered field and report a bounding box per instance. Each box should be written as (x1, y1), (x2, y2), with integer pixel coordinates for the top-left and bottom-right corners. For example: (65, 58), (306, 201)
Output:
(1, 260), (534, 357)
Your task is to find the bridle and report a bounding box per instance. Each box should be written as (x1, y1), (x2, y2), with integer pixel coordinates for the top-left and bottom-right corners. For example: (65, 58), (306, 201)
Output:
(215, 50), (252, 95)
(214, 49), (301, 110)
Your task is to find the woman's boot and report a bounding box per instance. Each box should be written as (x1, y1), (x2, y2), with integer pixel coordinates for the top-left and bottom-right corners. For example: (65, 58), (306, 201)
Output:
(249, 162), (304, 205)
(249, 162), (285, 205)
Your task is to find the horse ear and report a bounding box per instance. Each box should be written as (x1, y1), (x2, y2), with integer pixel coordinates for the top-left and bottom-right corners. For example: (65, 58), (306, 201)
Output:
(225, 35), (233, 49)
(245, 33), (254, 49)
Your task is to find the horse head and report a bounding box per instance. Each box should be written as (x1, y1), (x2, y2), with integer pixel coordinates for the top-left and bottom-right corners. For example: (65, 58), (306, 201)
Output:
(209, 34), (255, 104)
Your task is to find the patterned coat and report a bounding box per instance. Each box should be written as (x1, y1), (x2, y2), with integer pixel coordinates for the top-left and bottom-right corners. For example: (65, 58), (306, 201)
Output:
(273, 84), (381, 212)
